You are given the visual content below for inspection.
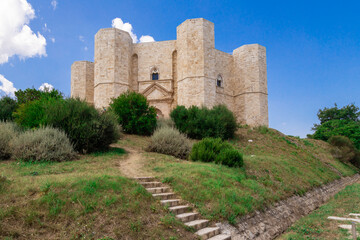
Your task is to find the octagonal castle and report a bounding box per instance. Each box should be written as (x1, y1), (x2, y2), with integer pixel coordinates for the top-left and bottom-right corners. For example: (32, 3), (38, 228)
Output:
(71, 18), (268, 126)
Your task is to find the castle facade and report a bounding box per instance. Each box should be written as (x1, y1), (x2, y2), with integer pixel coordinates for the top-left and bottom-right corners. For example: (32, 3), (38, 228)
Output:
(71, 18), (268, 126)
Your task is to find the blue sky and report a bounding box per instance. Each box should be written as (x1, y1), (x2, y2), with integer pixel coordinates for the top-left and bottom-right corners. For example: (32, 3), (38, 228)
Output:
(0, 0), (359, 137)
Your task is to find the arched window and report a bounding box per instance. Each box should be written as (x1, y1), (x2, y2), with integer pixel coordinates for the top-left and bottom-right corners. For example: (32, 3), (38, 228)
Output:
(216, 75), (223, 87)
(151, 67), (159, 80)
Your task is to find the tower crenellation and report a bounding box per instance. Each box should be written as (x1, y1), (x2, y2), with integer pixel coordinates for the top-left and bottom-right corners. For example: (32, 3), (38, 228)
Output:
(71, 18), (269, 126)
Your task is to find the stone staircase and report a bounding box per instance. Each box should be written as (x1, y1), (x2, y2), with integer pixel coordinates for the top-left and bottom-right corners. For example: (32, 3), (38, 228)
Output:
(134, 177), (231, 240)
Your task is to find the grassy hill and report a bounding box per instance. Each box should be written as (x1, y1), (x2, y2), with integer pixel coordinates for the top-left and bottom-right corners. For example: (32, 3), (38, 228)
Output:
(0, 126), (358, 239)
(119, 126), (357, 223)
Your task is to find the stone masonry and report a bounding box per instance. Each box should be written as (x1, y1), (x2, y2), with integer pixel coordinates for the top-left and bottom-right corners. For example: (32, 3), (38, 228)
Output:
(71, 18), (268, 126)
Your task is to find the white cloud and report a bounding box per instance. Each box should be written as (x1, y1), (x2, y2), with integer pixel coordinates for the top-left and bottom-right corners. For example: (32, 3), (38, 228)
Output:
(50, 37), (55, 43)
(84, 46), (88, 51)
(51, 0), (57, 10)
(43, 23), (50, 33)
(0, 0), (47, 64)
(0, 74), (17, 97)
(111, 18), (155, 44)
(140, 35), (155, 43)
(39, 83), (54, 92)
(79, 35), (85, 42)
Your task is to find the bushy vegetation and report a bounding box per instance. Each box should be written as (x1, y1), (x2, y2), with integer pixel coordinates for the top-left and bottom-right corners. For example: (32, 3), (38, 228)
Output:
(190, 138), (244, 167)
(328, 135), (360, 168)
(312, 103), (360, 150)
(109, 91), (157, 136)
(147, 127), (191, 159)
(0, 97), (17, 121)
(170, 105), (237, 140)
(0, 122), (20, 160)
(10, 127), (76, 162)
(14, 98), (120, 153)
(156, 117), (175, 129)
(15, 87), (63, 104)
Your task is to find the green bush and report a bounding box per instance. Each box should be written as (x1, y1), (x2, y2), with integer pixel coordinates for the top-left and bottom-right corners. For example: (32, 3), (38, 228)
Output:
(0, 122), (20, 160)
(215, 148), (244, 168)
(0, 97), (17, 121)
(328, 135), (360, 168)
(190, 137), (244, 167)
(13, 98), (121, 153)
(109, 92), (157, 136)
(147, 127), (191, 159)
(170, 105), (237, 140)
(10, 127), (76, 162)
(15, 88), (63, 105)
(156, 118), (175, 129)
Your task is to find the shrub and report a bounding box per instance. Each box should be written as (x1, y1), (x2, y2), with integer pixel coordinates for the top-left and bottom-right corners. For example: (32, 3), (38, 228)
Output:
(0, 97), (17, 121)
(190, 137), (244, 168)
(13, 98), (121, 153)
(109, 92), (157, 136)
(215, 148), (244, 168)
(147, 127), (191, 159)
(10, 127), (76, 162)
(157, 118), (175, 129)
(170, 105), (237, 140)
(0, 122), (20, 160)
(328, 135), (359, 167)
(15, 88), (63, 105)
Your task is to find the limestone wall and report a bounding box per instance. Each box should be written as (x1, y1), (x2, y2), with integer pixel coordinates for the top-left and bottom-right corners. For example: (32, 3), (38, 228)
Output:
(94, 28), (132, 108)
(218, 174), (360, 240)
(71, 61), (94, 104)
(233, 44), (268, 126)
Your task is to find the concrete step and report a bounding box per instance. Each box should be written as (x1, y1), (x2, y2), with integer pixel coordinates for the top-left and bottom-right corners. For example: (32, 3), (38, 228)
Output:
(176, 212), (199, 222)
(161, 199), (180, 207)
(207, 234), (231, 240)
(152, 192), (176, 200)
(139, 181), (162, 188)
(195, 227), (220, 239)
(133, 177), (155, 182)
(169, 205), (189, 215)
(184, 219), (209, 230)
(146, 187), (170, 194)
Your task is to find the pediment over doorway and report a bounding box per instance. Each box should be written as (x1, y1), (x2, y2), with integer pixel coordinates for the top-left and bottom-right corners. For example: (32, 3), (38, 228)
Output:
(141, 83), (172, 100)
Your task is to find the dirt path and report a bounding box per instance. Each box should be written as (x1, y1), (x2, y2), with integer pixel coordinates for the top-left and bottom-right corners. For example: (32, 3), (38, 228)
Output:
(118, 147), (153, 178)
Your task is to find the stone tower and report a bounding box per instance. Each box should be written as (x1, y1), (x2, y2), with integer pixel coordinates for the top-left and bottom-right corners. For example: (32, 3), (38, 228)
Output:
(71, 18), (269, 127)
(94, 28), (133, 109)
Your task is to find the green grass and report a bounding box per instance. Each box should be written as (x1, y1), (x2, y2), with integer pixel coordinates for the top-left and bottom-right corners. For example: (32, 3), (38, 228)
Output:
(0, 147), (193, 240)
(125, 128), (359, 224)
(279, 183), (360, 240)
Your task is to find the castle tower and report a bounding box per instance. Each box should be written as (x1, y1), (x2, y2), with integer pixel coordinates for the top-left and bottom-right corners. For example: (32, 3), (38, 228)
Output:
(71, 61), (94, 104)
(176, 18), (216, 108)
(94, 28), (133, 109)
(233, 44), (268, 126)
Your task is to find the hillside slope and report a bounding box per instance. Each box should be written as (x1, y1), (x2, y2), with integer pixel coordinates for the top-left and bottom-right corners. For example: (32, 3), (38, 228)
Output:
(119, 127), (358, 223)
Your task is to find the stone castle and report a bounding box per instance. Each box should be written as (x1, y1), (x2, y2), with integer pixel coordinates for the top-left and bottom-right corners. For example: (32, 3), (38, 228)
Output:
(71, 18), (268, 126)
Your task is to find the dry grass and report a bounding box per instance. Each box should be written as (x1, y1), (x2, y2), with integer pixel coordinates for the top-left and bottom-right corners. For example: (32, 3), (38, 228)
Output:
(0, 147), (194, 240)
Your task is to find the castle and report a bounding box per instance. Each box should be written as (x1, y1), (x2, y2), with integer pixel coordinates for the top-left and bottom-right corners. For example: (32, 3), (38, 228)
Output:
(71, 18), (268, 126)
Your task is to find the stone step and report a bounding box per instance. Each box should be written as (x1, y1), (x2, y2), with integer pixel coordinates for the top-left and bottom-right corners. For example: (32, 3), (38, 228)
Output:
(207, 234), (231, 240)
(169, 205), (190, 215)
(161, 199), (180, 207)
(176, 212), (199, 222)
(184, 219), (209, 230)
(133, 177), (155, 182)
(139, 181), (162, 188)
(152, 192), (176, 200)
(146, 187), (170, 194)
(195, 227), (220, 240)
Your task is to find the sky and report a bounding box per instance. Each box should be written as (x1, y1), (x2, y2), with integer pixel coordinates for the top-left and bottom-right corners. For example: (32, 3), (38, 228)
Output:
(0, 0), (359, 137)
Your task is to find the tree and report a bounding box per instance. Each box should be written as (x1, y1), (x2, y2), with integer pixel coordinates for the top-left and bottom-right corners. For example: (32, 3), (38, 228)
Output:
(0, 96), (17, 121)
(312, 103), (360, 150)
(15, 88), (63, 105)
(109, 91), (157, 135)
